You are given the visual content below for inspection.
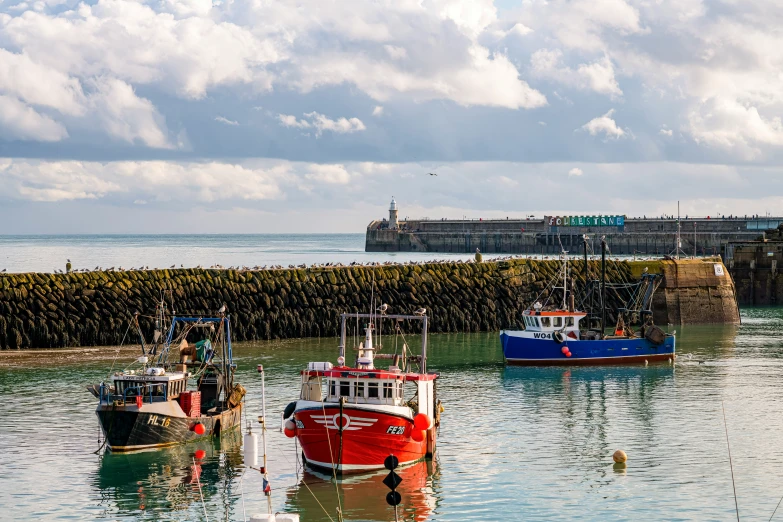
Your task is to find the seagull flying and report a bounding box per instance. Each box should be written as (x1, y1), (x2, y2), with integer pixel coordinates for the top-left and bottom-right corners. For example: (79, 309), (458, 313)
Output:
(427, 172), (438, 176)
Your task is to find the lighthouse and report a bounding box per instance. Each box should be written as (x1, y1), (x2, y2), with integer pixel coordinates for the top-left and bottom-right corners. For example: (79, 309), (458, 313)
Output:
(389, 197), (399, 230)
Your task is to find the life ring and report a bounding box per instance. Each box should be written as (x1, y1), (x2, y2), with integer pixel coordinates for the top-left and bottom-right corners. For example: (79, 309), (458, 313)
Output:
(552, 331), (565, 343)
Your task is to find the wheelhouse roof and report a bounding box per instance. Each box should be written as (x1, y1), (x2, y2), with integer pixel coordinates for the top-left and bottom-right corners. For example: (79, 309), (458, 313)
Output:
(523, 310), (587, 317)
(301, 368), (438, 381)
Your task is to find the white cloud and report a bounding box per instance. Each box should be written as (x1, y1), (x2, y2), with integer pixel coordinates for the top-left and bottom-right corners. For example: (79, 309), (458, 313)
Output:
(278, 112), (365, 136)
(305, 164), (351, 184)
(659, 127), (673, 137)
(568, 167), (583, 176)
(372, 106), (384, 117)
(215, 116), (239, 126)
(530, 49), (622, 98)
(278, 114), (311, 129)
(580, 109), (626, 139)
(88, 78), (173, 149)
(0, 159), (286, 202)
(0, 95), (69, 142)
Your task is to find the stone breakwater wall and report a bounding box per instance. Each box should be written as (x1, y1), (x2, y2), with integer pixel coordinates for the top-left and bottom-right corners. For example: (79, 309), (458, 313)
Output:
(0, 258), (738, 349)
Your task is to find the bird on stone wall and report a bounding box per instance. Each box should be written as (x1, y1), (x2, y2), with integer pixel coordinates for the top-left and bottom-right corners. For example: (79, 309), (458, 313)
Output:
(377, 304), (389, 314)
(170, 265), (175, 268)
(413, 308), (427, 316)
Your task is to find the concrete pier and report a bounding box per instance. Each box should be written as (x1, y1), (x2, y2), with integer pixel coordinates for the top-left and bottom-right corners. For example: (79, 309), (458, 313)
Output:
(366, 210), (781, 258)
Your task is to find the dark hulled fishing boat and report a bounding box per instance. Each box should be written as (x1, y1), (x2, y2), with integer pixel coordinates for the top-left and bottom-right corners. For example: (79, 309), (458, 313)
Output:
(89, 302), (244, 452)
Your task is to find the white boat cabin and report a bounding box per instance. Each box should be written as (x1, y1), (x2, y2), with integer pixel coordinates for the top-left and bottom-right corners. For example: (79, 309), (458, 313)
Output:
(111, 368), (189, 403)
(522, 309), (586, 337)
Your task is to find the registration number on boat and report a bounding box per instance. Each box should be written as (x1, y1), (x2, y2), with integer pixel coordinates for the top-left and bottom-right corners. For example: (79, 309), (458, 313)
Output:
(386, 426), (405, 435)
(146, 415), (171, 427)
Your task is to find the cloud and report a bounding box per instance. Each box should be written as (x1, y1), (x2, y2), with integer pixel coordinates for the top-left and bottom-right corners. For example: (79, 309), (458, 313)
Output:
(372, 106), (384, 116)
(278, 112), (365, 136)
(568, 167), (583, 176)
(530, 49), (622, 98)
(305, 164), (351, 184)
(215, 116), (239, 126)
(0, 159), (285, 202)
(659, 127), (673, 137)
(0, 95), (69, 142)
(87, 78), (173, 149)
(580, 109), (626, 139)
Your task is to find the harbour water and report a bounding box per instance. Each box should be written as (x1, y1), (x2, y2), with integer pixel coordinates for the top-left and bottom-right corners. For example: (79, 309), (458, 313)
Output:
(2, 308), (783, 521)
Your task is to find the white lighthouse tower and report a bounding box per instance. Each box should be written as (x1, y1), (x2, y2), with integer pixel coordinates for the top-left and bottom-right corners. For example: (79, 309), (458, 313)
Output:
(389, 197), (399, 230)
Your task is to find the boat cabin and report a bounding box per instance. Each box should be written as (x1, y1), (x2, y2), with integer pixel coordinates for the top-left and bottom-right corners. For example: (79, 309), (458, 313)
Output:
(522, 310), (585, 336)
(109, 369), (189, 404)
(299, 369), (407, 407)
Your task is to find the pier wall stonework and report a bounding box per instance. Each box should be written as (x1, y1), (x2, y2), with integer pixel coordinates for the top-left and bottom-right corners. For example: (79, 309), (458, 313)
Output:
(0, 259), (739, 349)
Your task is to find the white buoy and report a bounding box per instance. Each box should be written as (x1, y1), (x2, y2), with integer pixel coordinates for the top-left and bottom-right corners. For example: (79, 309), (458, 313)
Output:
(249, 515), (275, 522)
(244, 431), (258, 468)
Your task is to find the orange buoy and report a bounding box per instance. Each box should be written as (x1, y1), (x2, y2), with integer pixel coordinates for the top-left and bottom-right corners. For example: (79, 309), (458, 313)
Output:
(613, 449), (627, 463)
(413, 413), (430, 431)
(194, 449), (206, 460)
(193, 423), (206, 435)
(561, 346), (569, 354)
(411, 429), (425, 442)
(565, 351), (572, 357)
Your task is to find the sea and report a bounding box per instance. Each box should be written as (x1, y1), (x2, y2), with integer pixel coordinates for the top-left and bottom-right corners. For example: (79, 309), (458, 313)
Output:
(1, 235), (782, 521)
(0, 234), (497, 274)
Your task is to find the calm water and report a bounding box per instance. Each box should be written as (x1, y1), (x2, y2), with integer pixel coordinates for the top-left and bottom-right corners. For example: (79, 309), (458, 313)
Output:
(0, 234), (512, 274)
(1, 309), (783, 521)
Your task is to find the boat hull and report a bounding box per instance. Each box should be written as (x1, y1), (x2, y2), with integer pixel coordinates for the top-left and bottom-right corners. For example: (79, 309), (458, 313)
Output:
(294, 404), (428, 474)
(500, 331), (675, 366)
(97, 403), (242, 452)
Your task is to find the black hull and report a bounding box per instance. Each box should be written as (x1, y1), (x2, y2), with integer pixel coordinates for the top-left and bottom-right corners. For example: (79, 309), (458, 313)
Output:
(97, 403), (242, 452)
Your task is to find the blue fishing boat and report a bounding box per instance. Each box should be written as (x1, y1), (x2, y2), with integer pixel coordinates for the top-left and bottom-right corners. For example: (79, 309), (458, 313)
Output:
(500, 238), (675, 365)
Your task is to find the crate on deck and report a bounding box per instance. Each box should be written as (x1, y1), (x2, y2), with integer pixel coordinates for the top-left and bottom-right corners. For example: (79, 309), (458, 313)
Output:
(179, 391), (201, 417)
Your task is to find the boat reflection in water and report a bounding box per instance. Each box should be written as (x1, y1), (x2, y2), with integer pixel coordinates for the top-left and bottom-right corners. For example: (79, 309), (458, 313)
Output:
(93, 429), (243, 519)
(285, 459), (439, 522)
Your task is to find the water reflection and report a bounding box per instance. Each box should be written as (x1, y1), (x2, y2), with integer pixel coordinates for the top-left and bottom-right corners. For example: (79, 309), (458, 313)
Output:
(285, 460), (439, 522)
(93, 430), (243, 520)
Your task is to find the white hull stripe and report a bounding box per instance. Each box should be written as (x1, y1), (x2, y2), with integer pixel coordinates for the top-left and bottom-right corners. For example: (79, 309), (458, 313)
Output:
(305, 457), (421, 471)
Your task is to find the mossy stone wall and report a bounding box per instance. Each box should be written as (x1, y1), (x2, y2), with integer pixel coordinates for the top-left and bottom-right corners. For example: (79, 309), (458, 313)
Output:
(0, 258), (737, 349)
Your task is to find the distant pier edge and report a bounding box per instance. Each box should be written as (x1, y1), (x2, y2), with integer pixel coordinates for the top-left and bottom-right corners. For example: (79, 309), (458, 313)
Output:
(366, 199), (780, 259)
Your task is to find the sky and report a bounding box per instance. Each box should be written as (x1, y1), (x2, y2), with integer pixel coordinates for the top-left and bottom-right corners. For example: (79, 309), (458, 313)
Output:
(0, 0), (782, 233)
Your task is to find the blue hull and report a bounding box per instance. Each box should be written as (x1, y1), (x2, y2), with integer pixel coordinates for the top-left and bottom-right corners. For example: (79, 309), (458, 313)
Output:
(500, 332), (675, 366)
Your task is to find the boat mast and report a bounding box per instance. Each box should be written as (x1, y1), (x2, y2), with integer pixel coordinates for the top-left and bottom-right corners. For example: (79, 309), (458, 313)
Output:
(583, 235), (590, 326)
(601, 236), (607, 338)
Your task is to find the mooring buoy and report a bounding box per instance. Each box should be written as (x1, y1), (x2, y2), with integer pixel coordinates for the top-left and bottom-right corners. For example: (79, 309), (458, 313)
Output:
(613, 450), (627, 463)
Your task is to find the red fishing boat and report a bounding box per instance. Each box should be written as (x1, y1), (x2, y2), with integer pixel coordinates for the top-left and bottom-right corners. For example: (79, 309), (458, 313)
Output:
(283, 311), (441, 474)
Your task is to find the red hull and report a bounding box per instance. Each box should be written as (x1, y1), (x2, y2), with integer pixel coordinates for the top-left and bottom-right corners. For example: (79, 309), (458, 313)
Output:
(295, 405), (429, 473)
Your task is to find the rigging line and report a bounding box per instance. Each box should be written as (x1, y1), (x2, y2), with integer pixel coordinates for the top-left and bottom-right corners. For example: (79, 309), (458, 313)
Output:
(193, 456), (210, 522)
(317, 375), (344, 517)
(722, 401), (741, 522)
(769, 493), (783, 521)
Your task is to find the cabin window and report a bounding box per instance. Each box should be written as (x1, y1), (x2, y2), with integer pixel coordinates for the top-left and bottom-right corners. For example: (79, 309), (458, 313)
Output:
(566, 317), (574, 327)
(355, 381), (365, 398)
(330, 380), (336, 396)
(397, 382), (404, 398)
(368, 382), (379, 398)
(553, 317), (563, 328)
(340, 381), (350, 397)
(534, 317), (541, 327)
(541, 317), (551, 327)
(383, 382), (394, 398)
